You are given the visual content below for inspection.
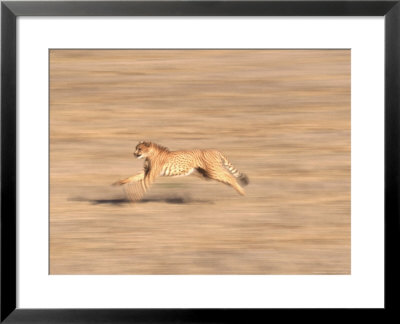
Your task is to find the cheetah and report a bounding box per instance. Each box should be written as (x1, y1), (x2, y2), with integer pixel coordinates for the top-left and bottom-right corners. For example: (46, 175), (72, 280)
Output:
(113, 141), (249, 201)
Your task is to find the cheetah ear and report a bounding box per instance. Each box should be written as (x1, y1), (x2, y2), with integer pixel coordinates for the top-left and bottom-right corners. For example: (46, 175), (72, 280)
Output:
(140, 140), (151, 147)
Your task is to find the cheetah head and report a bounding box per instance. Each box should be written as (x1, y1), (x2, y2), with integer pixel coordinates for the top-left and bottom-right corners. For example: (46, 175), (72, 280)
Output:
(134, 141), (152, 159)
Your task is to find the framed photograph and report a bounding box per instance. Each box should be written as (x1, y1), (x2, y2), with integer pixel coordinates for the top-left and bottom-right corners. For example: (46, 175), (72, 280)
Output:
(1, 0), (399, 322)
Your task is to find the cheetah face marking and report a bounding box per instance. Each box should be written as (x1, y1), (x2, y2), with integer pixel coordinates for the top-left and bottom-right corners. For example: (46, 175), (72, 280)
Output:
(134, 141), (151, 159)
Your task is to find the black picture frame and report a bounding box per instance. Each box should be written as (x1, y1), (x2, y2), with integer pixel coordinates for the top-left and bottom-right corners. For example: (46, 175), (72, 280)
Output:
(1, 0), (399, 322)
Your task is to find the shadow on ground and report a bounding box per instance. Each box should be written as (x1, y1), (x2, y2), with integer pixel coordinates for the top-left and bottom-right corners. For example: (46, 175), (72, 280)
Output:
(69, 196), (214, 205)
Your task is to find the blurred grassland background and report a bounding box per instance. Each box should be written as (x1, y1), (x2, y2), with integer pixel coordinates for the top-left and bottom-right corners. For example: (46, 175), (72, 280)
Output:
(49, 49), (350, 274)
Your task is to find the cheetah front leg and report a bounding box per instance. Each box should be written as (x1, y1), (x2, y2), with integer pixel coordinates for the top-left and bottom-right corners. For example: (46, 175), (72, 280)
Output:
(113, 170), (149, 202)
(120, 164), (162, 202)
(112, 171), (144, 186)
(112, 171), (147, 202)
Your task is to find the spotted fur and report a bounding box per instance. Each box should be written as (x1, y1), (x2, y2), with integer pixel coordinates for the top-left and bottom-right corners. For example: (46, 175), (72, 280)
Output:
(113, 141), (249, 202)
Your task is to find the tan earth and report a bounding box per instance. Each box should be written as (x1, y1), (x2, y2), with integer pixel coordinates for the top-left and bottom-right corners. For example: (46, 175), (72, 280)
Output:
(49, 49), (350, 274)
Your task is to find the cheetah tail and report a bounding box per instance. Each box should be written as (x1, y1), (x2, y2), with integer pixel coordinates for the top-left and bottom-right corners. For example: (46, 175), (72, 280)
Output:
(238, 173), (249, 186)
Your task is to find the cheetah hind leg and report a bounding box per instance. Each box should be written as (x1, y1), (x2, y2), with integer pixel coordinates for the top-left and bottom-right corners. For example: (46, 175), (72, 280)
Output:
(194, 167), (211, 180)
(206, 169), (246, 196)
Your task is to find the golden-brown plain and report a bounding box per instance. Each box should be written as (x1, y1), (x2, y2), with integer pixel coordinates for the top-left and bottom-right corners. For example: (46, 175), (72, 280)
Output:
(50, 50), (350, 274)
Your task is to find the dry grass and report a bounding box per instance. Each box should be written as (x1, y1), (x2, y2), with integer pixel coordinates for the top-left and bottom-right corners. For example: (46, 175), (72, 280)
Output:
(50, 49), (350, 274)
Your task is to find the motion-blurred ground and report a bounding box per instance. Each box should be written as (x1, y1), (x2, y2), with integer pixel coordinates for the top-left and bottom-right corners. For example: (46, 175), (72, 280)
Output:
(49, 50), (350, 274)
